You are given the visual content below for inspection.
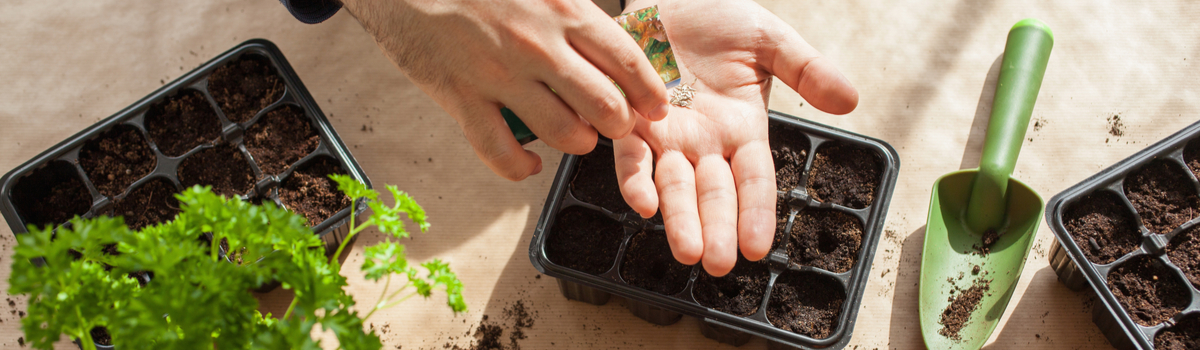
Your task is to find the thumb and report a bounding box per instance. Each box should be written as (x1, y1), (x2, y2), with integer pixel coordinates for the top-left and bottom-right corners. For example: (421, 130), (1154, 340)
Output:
(757, 16), (858, 115)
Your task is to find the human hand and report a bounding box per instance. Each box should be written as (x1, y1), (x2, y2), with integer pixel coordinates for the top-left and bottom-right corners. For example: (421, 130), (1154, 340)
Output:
(617, 0), (859, 276)
(341, 0), (670, 180)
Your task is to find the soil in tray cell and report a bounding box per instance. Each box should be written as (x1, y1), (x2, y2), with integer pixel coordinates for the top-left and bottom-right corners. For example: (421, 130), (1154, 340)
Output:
(208, 55), (285, 123)
(619, 229), (691, 295)
(693, 255), (770, 316)
(1167, 224), (1200, 288)
(279, 157), (349, 226)
(91, 326), (112, 346)
(806, 143), (881, 209)
(1155, 313), (1200, 349)
(774, 199), (789, 251)
(788, 209), (863, 273)
(245, 105), (319, 175)
(78, 126), (156, 198)
(546, 206), (624, 276)
(145, 90), (222, 157)
(1124, 159), (1200, 235)
(770, 126), (809, 192)
(1107, 255), (1190, 327)
(1184, 138), (1200, 181)
(11, 161), (91, 228)
(104, 178), (179, 230)
(766, 271), (844, 339)
(570, 145), (632, 214)
(1063, 191), (1142, 264)
(178, 145), (254, 198)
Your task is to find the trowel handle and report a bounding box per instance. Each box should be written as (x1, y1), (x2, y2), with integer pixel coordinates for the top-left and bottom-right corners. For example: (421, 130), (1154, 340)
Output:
(965, 19), (1054, 233)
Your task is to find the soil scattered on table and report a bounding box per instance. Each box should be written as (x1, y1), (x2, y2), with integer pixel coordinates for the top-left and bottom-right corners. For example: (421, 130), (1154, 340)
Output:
(244, 105), (319, 175)
(788, 209), (863, 273)
(620, 229), (691, 295)
(1123, 160), (1200, 235)
(79, 126), (156, 197)
(449, 300), (538, 350)
(1108, 114), (1125, 137)
(1107, 256), (1189, 327)
(11, 161), (91, 227)
(570, 145), (631, 214)
(693, 255), (769, 316)
(807, 143), (880, 209)
(1064, 191), (1143, 264)
(279, 157), (349, 226)
(105, 178), (179, 230)
(178, 145), (254, 198)
(766, 272), (844, 339)
(145, 90), (221, 157)
(208, 55), (284, 123)
(770, 126), (809, 191)
(546, 206), (623, 275)
(1168, 225), (1200, 288)
(1155, 313), (1200, 349)
(939, 277), (991, 341)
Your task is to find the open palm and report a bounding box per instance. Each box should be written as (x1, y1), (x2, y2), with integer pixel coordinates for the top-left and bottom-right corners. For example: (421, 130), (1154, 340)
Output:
(615, 0), (859, 276)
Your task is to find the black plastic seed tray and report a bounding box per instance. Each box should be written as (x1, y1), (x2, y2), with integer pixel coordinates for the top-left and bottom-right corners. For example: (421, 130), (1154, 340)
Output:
(1047, 119), (1200, 349)
(528, 110), (900, 349)
(0, 39), (369, 272)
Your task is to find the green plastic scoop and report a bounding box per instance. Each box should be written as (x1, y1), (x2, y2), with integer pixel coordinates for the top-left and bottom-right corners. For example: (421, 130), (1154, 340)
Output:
(918, 19), (1053, 349)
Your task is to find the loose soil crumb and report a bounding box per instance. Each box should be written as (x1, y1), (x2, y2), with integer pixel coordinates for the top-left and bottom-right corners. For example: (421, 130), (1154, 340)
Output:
(145, 90), (221, 157)
(693, 255), (769, 316)
(546, 207), (624, 275)
(208, 55), (285, 123)
(279, 157), (349, 226)
(619, 229), (691, 295)
(1107, 256), (1189, 327)
(178, 145), (254, 197)
(449, 300), (538, 350)
(770, 126), (809, 191)
(788, 209), (863, 273)
(939, 278), (991, 341)
(244, 105), (319, 175)
(973, 230), (1002, 256)
(1124, 160), (1200, 235)
(1108, 114), (1125, 137)
(570, 145), (632, 213)
(1155, 313), (1200, 349)
(1169, 225), (1200, 288)
(11, 162), (91, 227)
(1064, 191), (1142, 264)
(79, 127), (156, 197)
(105, 178), (179, 230)
(766, 272), (844, 339)
(807, 143), (881, 209)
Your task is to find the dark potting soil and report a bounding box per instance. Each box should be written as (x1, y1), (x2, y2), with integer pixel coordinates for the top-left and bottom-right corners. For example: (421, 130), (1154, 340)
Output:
(91, 326), (112, 346)
(1168, 224), (1200, 288)
(11, 162), (91, 227)
(1107, 256), (1189, 327)
(1185, 138), (1200, 181)
(766, 272), (844, 339)
(619, 229), (690, 295)
(774, 199), (791, 251)
(1124, 160), (1200, 235)
(178, 145), (254, 198)
(546, 206), (624, 275)
(244, 105), (319, 175)
(106, 178), (179, 230)
(770, 126), (809, 191)
(208, 55), (285, 123)
(939, 278), (991, 341)
(570, 146), (632, 214)
(1155, 313), (1200, 350)
(693, 255), (769, 316)
(788, 209), (863, 273)
(972, 229), (1001, 256)
(1064, 191), (1142, 264)
(78, 127), (156, 198)
(145, 90), (221, 157)
(806, 143), (880, 209)
(279, 157), (349, 226)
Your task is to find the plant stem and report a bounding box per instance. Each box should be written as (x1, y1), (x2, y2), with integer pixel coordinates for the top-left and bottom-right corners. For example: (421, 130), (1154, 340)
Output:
(380, 291), (420, 310)
(282, 296), (299, 321)
(330, 199), (361, 266)
(363, 273), (392, 320)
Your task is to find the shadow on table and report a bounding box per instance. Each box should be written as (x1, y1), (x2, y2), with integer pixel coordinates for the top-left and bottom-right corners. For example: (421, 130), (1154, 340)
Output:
(887, 225), (929, 349)
(981, 267), (1113, 350)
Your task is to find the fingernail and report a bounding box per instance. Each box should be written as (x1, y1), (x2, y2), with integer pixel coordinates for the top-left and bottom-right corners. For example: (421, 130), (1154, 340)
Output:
(648, 102), (669, 121)
(532, 162), (543, 176)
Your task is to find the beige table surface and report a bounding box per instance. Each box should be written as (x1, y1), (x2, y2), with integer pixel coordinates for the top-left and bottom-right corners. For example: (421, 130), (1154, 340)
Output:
(3, 0), (1199, 349)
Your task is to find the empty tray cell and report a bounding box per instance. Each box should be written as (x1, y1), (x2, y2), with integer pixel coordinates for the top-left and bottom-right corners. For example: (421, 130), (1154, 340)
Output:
(1155, 312), (1200, 349)
(145, 90), (222, 157)
(245, 105), (319, 175)
(1063, 191), (1142, 264)
(693, 255), (770, 316)
(1124, 159), (1200, 235)
(770, 126), (809, 192)
(788, 209), (863, 273)
(570, 146), (631, 214)
(78, 125), (156, 197)
(208, 54), (285, 123)
(1168, 224), (1200, 288)
(620, 229), (691, 295)
(546, 206), (624, 275)
(10, 161), (91, 228)
(1107, 255), (1190, 327)
(806, 143), (881, 209)
(178, 145), (254, 198)
(279, 156), (349, 226)
(766, 271), (845, 339)
(1184, 137), (1200, 181)
(105, 178), (179, 230)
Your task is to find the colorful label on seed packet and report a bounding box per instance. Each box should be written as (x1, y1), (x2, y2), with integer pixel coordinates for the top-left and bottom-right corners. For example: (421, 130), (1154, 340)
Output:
(615, 6), (682, 88)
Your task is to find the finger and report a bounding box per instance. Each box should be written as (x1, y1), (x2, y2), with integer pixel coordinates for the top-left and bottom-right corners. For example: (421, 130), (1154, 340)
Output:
(449, 99), (543, 181)
(613, 132), (658, 218)
(757, 16), (858, 115)
(655, 151), (702, 266)
(543, 52), (637, 140)
(501, 82), (598, 155)
(730, 140), (776, 261)
(694, 154), (739, 277)
(568, 16), (670, 122)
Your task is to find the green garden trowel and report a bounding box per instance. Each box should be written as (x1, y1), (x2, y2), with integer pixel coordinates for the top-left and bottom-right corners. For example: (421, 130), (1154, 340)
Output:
(918, 19), (1053, 349)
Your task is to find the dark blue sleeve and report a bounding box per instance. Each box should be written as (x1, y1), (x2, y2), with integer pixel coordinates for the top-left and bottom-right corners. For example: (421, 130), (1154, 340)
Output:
(279, 0), (342, 24)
